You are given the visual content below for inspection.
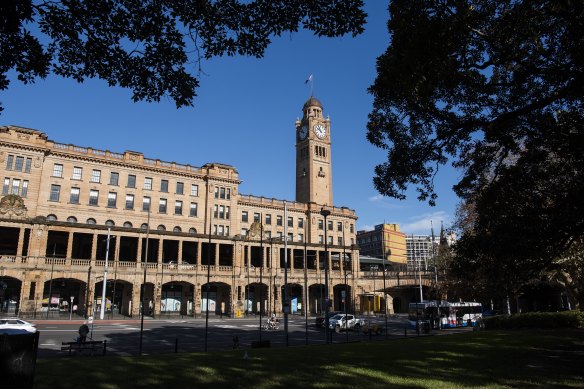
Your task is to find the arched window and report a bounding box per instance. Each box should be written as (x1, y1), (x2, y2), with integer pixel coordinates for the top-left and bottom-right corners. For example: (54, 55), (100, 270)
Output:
(87, 218), (96, 225)
(141, 223), (148, 230)
(157, 224), (166, 231)
(105, 220), (115, 227)
(47, 214), (57, 221)
(189, 228), (197, 235)
(67, 216), (77, 223)
(123, 221), (133, 228)
(173, 226), (182, 233)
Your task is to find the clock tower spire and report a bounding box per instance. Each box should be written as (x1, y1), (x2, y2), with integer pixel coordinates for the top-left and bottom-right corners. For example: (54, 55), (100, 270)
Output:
(295, 97), (333, 206)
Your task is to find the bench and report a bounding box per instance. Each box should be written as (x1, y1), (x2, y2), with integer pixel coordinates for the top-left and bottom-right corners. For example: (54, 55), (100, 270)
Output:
(61, 340), (105, 356)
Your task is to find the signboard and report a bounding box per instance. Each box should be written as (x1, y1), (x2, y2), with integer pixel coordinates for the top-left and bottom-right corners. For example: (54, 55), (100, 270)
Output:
(88, 316), (94, 324)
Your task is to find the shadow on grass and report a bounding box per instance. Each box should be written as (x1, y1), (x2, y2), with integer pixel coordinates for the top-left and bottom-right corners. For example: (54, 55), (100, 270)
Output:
(35, 329), (584, 388)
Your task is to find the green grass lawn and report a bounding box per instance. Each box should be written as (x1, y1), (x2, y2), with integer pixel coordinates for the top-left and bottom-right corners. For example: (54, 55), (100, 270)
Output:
(35, 329), (584, 388)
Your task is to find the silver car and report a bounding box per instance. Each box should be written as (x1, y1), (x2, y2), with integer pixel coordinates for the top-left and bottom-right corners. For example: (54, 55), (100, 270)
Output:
(0, 318), (37, 334)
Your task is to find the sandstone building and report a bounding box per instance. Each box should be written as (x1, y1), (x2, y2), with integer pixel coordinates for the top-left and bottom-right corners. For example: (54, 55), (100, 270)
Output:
(0, 98), (375, 318)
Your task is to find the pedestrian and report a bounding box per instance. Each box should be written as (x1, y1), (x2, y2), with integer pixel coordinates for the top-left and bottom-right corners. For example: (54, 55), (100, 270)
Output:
(78, 321), (89, 343)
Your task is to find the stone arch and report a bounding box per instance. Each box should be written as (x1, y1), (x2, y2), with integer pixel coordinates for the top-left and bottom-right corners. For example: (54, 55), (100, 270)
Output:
(201, 281), (232, 316)
(42, 277), (87, 318)
(0, 276), (22, 315)
(160, 281), (194, 317)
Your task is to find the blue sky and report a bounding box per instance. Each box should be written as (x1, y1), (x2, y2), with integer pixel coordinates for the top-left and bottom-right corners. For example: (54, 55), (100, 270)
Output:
(1, 1), (459, 235)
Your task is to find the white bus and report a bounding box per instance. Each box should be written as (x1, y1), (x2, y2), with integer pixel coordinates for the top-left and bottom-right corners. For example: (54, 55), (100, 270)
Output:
(408, 301), (483, 330)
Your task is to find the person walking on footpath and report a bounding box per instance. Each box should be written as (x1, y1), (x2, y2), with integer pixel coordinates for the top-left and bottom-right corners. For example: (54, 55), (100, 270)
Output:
(78, 321), (89, 343)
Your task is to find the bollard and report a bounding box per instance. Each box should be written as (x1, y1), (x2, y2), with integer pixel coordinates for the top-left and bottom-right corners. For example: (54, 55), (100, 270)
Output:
(175, 338), (178, 353)
(103, 340), (107, 356)
(404, 326), (407, 337)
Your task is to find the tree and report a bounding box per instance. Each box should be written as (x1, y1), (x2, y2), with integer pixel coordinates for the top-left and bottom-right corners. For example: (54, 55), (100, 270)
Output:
(0, 0), (366, 112)
(367, 1), (584, 265)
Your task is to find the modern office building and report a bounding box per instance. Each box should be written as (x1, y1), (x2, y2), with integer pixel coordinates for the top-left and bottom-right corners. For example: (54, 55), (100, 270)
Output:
(356, 224), (407, 265)
(0, 98), (379, 318)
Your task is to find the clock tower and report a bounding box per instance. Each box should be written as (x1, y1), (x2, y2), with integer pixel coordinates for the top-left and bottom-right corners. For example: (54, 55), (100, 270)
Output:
(295, 97), (333, 206)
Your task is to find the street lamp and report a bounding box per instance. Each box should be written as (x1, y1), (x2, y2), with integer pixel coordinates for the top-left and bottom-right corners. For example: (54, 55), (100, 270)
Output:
(320, 208), (331, 344)
(100, 227), (112, 320)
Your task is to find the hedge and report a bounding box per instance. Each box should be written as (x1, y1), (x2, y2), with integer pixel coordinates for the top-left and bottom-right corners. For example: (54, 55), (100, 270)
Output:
(484, 310), (584, 330)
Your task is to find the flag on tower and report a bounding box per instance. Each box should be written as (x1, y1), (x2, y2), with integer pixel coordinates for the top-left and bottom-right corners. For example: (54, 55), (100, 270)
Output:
(304, 74), (313, 84)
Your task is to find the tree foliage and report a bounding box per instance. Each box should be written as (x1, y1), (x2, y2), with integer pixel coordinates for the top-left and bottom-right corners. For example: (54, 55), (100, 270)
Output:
(0, 0), (366, 112)
(368, 1), (584, 270)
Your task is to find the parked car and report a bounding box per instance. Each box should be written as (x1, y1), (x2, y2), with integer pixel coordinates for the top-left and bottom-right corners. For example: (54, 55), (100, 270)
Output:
(328, 314), (365, 332)
(315, 311), (342, 328)
(0, 318), (37, 334)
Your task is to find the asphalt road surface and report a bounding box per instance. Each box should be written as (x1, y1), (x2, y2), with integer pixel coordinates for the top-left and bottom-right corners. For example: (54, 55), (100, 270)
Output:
(33, 314), (454, 357)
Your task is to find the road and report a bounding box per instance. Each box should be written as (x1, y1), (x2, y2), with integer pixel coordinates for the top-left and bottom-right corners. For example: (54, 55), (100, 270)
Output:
(32, 314), (455, 357)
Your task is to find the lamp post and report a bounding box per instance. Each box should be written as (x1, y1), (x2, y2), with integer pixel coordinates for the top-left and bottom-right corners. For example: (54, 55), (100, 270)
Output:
(342, 227), (349, 343)
(204, 207), (212, 352)
(304, 217), (309, 345)
(320, 208), (331, 344)
(139, 204), (151, 356)
(100, 227), (112, 320)
(46, 244), (56, 319)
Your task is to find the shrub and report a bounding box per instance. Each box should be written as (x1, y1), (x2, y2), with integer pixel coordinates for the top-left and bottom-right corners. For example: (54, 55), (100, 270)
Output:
(484, 311), (584, 330)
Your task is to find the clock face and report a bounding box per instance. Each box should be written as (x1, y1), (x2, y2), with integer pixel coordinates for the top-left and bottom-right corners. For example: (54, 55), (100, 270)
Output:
(298, 125), (308, 140)
(314, 123), (326, 139)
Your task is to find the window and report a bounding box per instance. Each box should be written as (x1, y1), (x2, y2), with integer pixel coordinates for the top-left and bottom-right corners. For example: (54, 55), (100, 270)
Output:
(242, 211), (248, 222)
(173, 226), (181, 232)
(189, 228), (197, 234)
(241, 228), (248, 236)
(189, 202), (198, 217)
(226, 188), (231, 200)
(265, 231), (271, 239)
(265, 214), (272, 225)
(69, 187), (80, 203)
(318, 220), (324, 230)
(127, 174), (136, 188)
(107, 192), (117, 207)
(328, 236), (333, 245)
(67, 216), (78, 223)
(328, 220), (333, 230)
(159, 198), (167, 213)
(338, 237), (343, 245)
(143, 196), (150, 211)
(24, 157), (32, 173)
(214, 187), (219, 199)
(123, 222), (133, 228)
(72, 167), (83, 180)
(50, 184), (61, 201)
(298, 218), (304, 229)
(14, 156), (24, 171)
(191, 184), (199, 196)
(350, 224), (354, 233)
(87, 218), (97, 225)
(298, 233), (304, 242)
(109, 172), (119, 185)
(2, 178), (8, 195)
(277, 215), (283, 226)
(125, 194), (134, 209)
(144, 177), (152, 190)
(91, 169), (101, 183)
(89, 190), (99, 205)
(47, 214), (57, 221)
(277, 231), (283, 239)
(288, 233), (294, 242)
(11, 179), (20, 195)
(319, 235), (324, 244)
(288, 217), (293, 227)
(214, 204), (218, 218)
(157, 225), (166, 231)
(226, 206), (230, 220)
(176, 182), (184, 195)
(6, 155), (14, 170)
(220, 187), (226, 199)
(160, 179), (168, 192)
(53, 163), (63, 177)
(175, 200), (182, 215)
(219, 205), (225, 219)
(21, 180), (28, 197)
(337, 222), (343, 232)
(105, 220), (115, 227)
(253, 212), (260, 222)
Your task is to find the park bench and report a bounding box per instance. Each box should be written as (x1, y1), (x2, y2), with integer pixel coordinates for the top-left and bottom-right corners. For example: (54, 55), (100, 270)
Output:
(61, 340), (105, 356)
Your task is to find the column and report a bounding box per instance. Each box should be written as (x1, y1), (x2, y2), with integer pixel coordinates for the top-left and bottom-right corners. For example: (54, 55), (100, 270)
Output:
(131, 280), (142, 317)
(196, 241), (202, 270)
(16, 227), (26, 258)
(214, 242), (219, 267)
(91, 233), (98, 260)
(158, 238), (163, 264)
(177, 238), (184, 264)
(66, 231), (74, 260)
(136, 236), (143, 265)
(114, 234), (121, 264)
